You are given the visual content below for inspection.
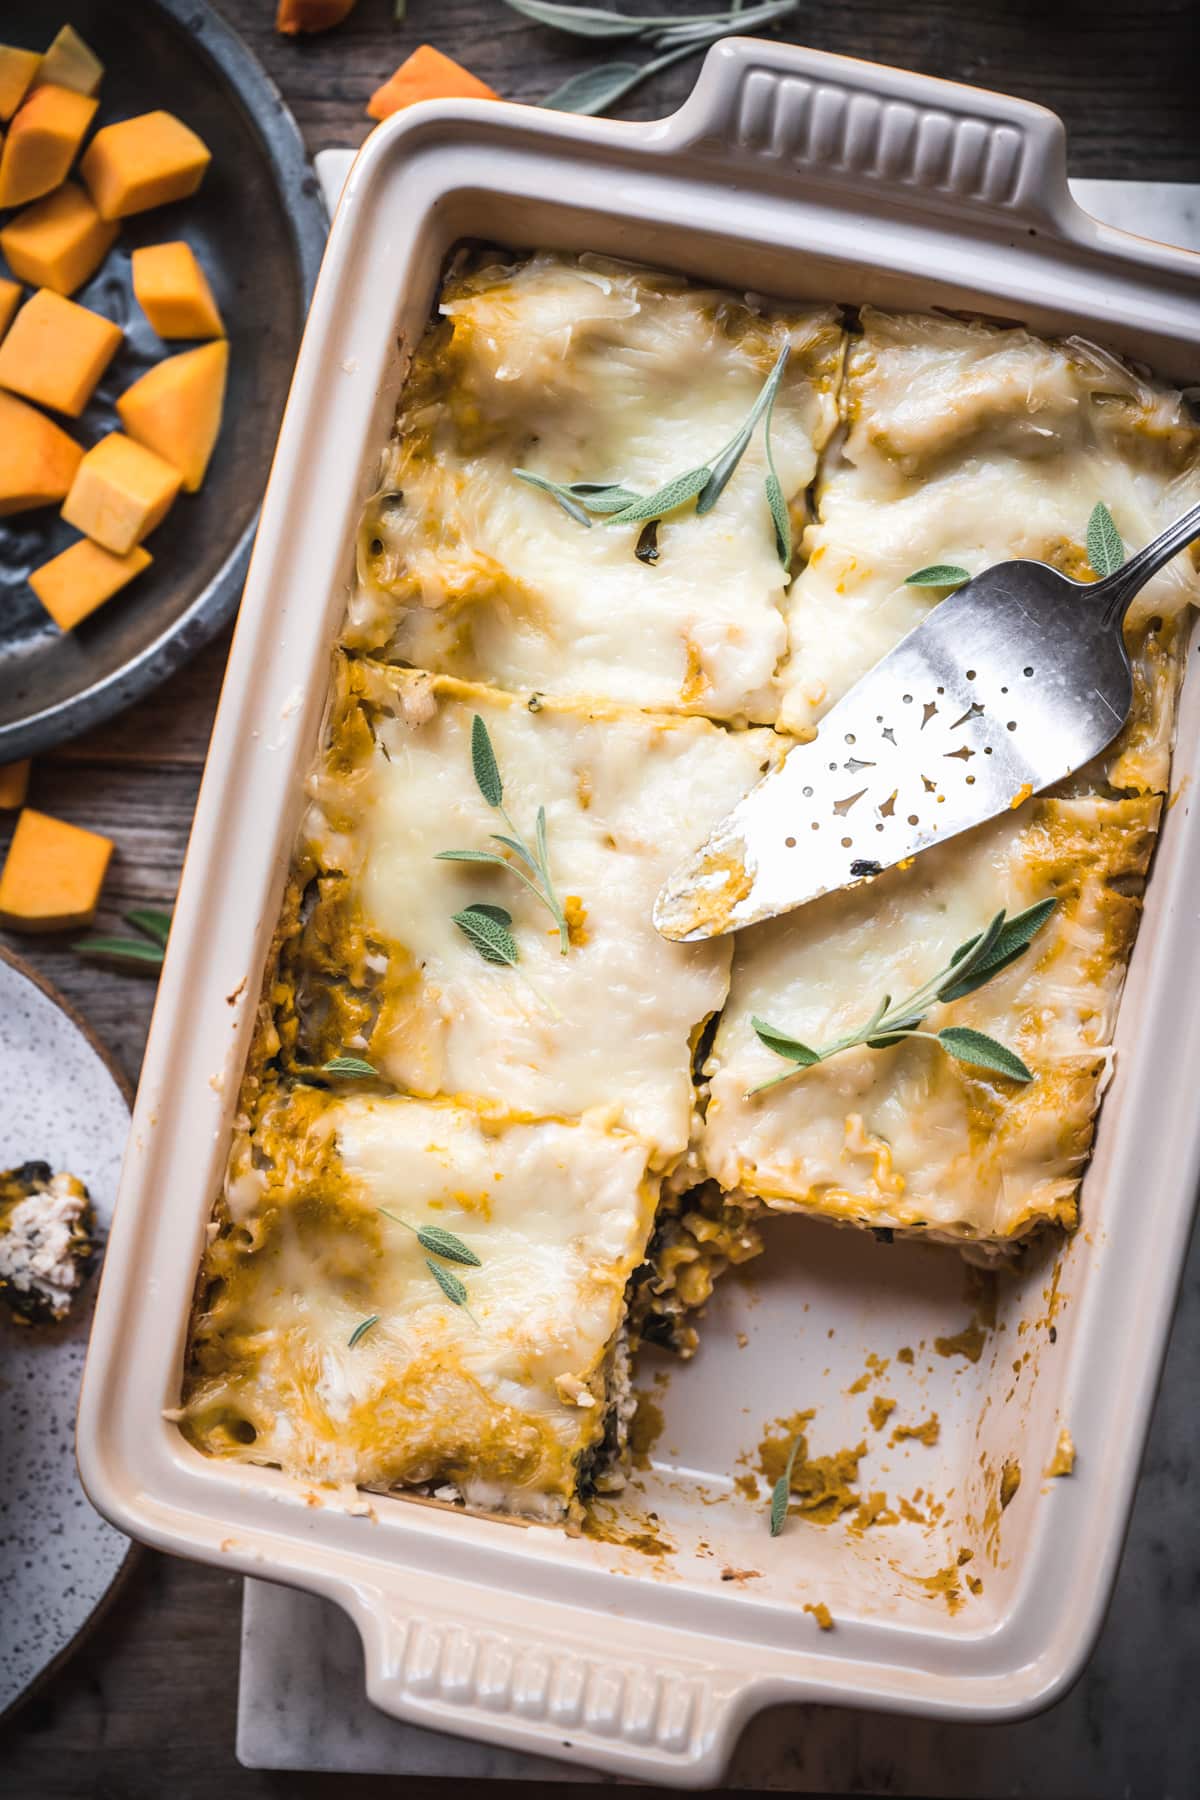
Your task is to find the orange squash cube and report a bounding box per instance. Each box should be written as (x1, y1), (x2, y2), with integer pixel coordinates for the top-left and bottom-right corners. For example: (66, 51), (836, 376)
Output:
(0, 84), (98, 209)
(0, 390), (83, 515)
(0, 288), (122, 417)
(30, 537), (151, 631)
(131, 241), (224, 339)
(80, 111), (211, 220)
(0, 183), (117, 297)
(0, 761), (31, 809)
(276, 0), (358, 31)
(61, 432), (182, 555)
(0, 807), (113, 931)
(31, 25), (103, 99)
(0, 278), (20, 339)
(0, 46), (40, 121)
(366, 45), (498, 121)
(117, 340), (228, 492)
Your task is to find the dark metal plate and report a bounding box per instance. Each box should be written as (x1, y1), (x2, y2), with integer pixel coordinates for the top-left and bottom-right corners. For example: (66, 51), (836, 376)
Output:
(0, 0), (327, 760)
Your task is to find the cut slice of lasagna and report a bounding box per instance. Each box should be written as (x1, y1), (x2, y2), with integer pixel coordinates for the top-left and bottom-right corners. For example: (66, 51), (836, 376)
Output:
(708, 308), (1200, 1244)
(347, 251), (843, 723)
(184, 1091), (657, 1520)
(280, 657), (780, 1167)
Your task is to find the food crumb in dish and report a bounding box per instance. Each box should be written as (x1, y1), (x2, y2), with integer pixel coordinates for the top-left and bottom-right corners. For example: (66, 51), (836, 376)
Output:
(896, 1345), (915, 1364)
(868, 1396), (897, 1431)
(804, 1601), (834, 1630)
(1045, 1428), (1076, 1477)
(891, 1414), (940, 1447)
(999, 1459), (1022, 1508)
(720, 1566), (762, 1582)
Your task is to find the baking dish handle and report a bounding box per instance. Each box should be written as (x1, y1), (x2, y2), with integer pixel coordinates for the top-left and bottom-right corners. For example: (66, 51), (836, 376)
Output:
(351, 1588), (751, 1782)
(667, 37), (1073, 231)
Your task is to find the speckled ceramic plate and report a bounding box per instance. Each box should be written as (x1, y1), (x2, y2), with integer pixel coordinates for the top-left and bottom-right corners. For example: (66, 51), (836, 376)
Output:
(0, 949), (133, 1722)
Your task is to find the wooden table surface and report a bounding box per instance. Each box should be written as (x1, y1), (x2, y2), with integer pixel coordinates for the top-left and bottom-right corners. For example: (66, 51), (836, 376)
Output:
(3, 1), (1199, 1794)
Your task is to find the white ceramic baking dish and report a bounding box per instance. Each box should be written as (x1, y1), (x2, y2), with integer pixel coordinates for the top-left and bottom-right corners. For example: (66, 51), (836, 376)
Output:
(77, 38), (1200, 1787)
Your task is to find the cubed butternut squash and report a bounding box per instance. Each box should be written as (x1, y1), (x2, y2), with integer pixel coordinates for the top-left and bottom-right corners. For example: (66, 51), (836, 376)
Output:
(0, 183), (117, 297)
(31, 25), (103, 99)
(0, 278), (20, 340)
(61, 432), (181, 555)
(0, 84), (98, 209)
(0, 761), (31, 809)
(0, 46), (40, 121)
(0, 390), (83, 514)
(0, 807), (113, 931)
(117, 340), (228, 492)
(80, 111), (210, 220)
(131, 241), (224, 339)
(0, 288), (122, 417)
(366, 45), (499, 121)
(276, 0), (358, 31)
(30, 537), (151, 631)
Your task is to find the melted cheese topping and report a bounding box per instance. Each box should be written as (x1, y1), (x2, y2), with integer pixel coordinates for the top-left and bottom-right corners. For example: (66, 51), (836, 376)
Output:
(184, 1093), (656, 1519)
(299, 661), (778, 1164)
(346, 252), (842, 722)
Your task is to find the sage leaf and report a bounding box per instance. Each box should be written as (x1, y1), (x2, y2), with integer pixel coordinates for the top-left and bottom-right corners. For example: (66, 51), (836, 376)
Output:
(769, 1434), (803, 1536)
(72, 935), (165, 969)
(502, 0), (663, 38)
(126, 906), (172, 946)
(635, 519), (660, 564)
(512, 468), (594, 527)
(427, 1258), (471, 1308)
(697, 342), (789, 516)
(453, 905), (520, 966)
(1086, 501), (1125, 579)
(471, 713), (503, 807)
(904, 564), (971, 588)
(611, 466), (712, 523)
(937, 1026), (1033, 1083)
(751, 1017), (820, 1065)
(462, 902), (513, 929)
(323, 1056), (378, 1078)
(348, 1315), (379, 1347)
(541, 39), (702, 116)
(490, 832), (542, 878)
(417, 1225), (482, 1267)
(435, 848), (513, 866)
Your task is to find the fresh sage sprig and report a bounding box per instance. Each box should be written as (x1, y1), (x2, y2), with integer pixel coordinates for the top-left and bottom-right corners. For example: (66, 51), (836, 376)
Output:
(1086, 501), (1125, 578)
(437, 714), (571, 953)
(379, 1207), (482, 1324)
(514, 342), (793, 564)
(748, 900), (1057, 1097)
(506, 0), (794, 48)
(73, 906), (172, 971)
(348, 1315), (380, 1348)
(769, 1434), (803, 1536)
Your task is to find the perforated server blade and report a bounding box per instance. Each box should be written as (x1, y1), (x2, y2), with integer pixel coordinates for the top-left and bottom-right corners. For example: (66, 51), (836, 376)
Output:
(655, 503), (1200, 942)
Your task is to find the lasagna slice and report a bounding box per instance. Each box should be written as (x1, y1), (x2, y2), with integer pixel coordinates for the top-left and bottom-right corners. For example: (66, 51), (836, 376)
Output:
(182, 1091), (657, 1520)
(702, 792), (1159, 1245)
(281, 657), (779, 1167)
(777, 307), (1200, 748)
(711, 308), (1200, 1246)
(347, 252), (843, 723)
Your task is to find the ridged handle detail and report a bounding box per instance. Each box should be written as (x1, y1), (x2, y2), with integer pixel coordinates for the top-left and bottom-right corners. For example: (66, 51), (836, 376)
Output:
(675, 39), (1069, 221)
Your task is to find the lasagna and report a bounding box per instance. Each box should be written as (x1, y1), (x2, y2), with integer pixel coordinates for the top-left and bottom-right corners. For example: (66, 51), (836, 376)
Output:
(0, 1162), (94, 1324)
(182, 252), (1200, 1517)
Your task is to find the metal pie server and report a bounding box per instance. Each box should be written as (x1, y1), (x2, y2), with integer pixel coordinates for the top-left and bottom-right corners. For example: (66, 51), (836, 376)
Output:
(655, 500), (1200, 942)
